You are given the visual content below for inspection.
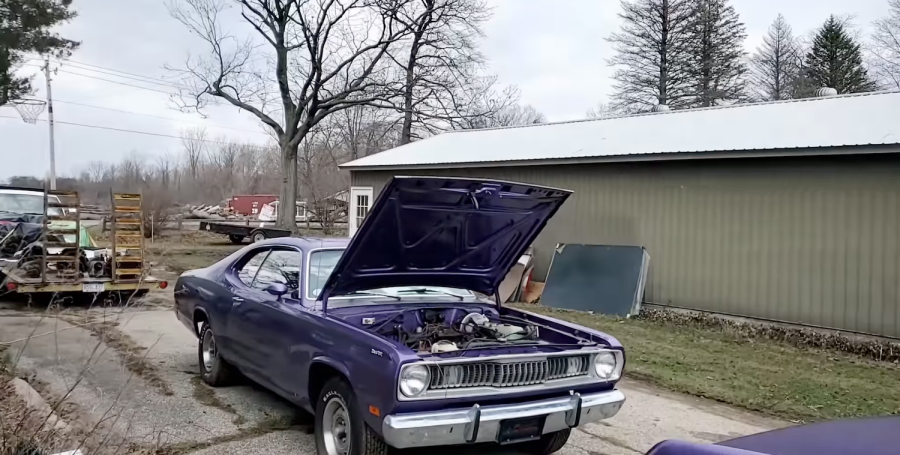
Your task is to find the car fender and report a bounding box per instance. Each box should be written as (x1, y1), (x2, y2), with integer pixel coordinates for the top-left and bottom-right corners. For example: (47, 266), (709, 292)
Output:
(192, 306), (211, 335)
(308, 317), (411, 433)
(309, 355), (351, 380)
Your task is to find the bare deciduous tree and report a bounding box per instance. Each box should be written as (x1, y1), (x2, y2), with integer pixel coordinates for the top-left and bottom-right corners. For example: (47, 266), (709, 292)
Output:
(334, 103), (401, 160)
(749, 14), (801, 101)
(872, 0), (900, 90)
(607, 0), (695, 113)
(392, 0), (500, 143)
(586, 102), (617, 119)
(180, 127), (207, 179)
(168, 0), (416, 231)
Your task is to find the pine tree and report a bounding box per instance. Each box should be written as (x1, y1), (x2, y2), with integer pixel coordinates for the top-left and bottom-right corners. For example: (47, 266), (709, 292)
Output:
(749, 14), (801, 101)
(685, 0), (748, 107)
(0, 0), (79, 105)
(804, 15), (875, 94)
(607, 0), (695, 113)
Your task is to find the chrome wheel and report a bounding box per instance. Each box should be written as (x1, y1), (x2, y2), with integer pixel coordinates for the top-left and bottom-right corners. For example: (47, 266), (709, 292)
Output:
(201, 328), (216, 373)
(252, 232), (266, 243)
(322, 396), (351, 455)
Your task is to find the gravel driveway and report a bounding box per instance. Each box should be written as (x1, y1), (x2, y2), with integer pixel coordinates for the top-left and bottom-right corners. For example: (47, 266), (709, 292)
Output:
(0, 307), (782, 454)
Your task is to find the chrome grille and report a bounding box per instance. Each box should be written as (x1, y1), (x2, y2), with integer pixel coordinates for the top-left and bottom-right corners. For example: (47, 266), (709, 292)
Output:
(428, 355), (590, 389)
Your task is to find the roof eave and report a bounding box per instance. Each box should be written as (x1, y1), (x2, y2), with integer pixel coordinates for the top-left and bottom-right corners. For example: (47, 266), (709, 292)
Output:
(341, 144), (900, 172)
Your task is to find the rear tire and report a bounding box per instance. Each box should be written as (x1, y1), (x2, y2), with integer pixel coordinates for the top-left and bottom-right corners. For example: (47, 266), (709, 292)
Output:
(315, 377), (389, 455)
(228, 234), (245, 244)
(198, 323), (238, 387)
(251, 231), (267, 243)
(520, 429), (571, 455)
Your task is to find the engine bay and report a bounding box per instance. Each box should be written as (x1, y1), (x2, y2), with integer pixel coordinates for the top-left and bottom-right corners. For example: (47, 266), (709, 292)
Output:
(366, 307), (544, 354)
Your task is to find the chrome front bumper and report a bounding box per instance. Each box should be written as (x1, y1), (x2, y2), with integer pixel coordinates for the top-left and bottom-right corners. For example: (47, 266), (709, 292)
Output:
(382, 389), (625, 449)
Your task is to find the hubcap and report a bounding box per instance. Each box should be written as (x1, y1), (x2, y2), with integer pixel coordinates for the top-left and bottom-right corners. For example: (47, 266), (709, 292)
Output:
(254, 233), (264, 242)
(201, 329), (216, 373)
(322, 396), (351, 455)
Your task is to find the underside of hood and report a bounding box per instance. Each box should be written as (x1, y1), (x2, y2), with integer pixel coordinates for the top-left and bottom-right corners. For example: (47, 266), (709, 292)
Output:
(320, 176), (571, 302)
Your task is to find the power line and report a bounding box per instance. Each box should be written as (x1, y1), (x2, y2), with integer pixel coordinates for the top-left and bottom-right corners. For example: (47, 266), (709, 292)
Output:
(26, 55), (187, 86)
(56, 62), (189, 90)
(23, 62), (185, 92)
(0, 115), (271, 149)
(52, 99), (271, 136)
(46, 58), (190, 88)
(55, 69), (179, 95)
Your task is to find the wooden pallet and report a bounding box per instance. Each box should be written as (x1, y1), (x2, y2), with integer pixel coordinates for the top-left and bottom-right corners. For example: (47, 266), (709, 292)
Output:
(41, 190), (81, 283)
(110, 191), (146, 282)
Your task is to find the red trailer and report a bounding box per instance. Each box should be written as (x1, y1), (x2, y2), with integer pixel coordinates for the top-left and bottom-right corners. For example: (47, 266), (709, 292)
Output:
(228, 194), (278, 216)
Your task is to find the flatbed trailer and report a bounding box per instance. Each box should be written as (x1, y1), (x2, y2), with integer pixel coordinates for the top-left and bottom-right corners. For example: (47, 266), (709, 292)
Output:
(199, 221), (291, 244)
(0, 189), (167, 297)
(0, 261), (165, 294)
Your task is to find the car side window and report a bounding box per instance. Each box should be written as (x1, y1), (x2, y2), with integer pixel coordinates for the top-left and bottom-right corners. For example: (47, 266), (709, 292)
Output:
(237, 250), (270, 287)
(252, 250), (302, 292)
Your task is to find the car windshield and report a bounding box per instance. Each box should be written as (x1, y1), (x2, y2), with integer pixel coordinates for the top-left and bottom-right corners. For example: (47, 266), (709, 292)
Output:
(306, 249), (476, 301)
(0, 193), (62, 216)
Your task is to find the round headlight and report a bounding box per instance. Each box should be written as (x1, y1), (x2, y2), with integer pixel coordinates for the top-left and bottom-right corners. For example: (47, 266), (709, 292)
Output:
(594, 351), (617, 380)
(399, 364), (430, 397)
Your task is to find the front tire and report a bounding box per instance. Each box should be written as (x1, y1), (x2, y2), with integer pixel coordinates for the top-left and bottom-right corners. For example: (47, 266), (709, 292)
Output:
(251, 230), (267, 243)
(198, 323), (238, 387)
(521, 429), (571, 455)
(315, 377), (389, 455)
(228, 234), (245, 244)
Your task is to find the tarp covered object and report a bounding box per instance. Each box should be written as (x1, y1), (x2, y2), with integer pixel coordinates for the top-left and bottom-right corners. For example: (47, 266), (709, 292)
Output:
(541, 243), (650, 318)
(0, 211), (43, 224)
(0, 222), (43, 258)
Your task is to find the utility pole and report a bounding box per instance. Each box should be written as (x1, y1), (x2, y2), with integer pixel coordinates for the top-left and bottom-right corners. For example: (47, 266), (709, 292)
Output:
(43, 58), (57, 190)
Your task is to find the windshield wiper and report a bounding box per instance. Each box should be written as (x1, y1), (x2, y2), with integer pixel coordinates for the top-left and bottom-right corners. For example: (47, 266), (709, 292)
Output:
(347, 291), (402, 301)
(394, 288), (467, 300)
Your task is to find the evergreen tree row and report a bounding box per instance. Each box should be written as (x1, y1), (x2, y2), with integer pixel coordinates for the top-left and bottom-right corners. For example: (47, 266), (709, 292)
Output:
(608, 0), (877, 113)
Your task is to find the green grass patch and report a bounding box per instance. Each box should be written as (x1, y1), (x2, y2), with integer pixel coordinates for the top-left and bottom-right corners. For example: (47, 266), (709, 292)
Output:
(511, 304), (900, 423)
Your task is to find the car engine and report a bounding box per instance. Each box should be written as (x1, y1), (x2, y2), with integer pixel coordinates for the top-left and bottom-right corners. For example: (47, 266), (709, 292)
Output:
(372, 308), (541, 354)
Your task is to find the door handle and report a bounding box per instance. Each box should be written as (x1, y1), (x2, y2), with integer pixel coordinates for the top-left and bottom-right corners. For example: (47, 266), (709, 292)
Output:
(232, 297), (244, 305)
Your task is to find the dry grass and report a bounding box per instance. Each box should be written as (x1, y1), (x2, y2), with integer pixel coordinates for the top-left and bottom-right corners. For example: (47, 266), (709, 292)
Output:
(512, 304), (900, 423)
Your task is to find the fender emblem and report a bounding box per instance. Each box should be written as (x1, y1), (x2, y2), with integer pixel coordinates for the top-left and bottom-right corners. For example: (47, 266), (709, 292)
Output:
(371, 349), (384, 357)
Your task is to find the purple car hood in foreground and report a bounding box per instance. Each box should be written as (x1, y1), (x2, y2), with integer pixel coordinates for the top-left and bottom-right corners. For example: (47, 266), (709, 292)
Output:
(319, 176), (571, 307)
(647, 415), (900, 455)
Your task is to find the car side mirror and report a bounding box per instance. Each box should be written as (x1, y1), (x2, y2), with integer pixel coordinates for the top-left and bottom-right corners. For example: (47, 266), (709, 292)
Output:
(266, 283), (289, 297)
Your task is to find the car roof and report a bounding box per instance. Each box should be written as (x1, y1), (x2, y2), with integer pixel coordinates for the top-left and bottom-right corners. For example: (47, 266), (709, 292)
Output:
(0, 189), (45, 195)
(257, 236), (350, 250)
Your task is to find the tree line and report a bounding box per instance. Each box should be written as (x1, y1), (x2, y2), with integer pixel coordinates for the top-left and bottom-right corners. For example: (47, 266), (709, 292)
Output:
(3, 0), (900, 231)
(605, 0), (900, 115)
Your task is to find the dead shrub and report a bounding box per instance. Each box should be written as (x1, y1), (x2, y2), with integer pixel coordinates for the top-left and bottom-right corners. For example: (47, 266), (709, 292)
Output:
(638, 307), (900, 364)
(141, 186), (176, 239)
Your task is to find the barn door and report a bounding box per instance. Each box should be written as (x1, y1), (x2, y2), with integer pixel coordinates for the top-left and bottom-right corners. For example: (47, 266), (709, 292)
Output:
(349, 187), (374, 237)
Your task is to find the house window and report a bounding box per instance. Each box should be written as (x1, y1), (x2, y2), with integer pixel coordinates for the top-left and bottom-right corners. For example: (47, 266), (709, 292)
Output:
(349, 187), (374, 237)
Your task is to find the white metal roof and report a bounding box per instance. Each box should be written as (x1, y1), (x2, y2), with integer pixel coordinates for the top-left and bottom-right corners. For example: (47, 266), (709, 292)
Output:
(342, 91), (900, 169)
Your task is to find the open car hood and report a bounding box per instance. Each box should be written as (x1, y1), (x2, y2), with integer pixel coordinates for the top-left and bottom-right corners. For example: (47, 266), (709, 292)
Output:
(319, 177), (571, 305)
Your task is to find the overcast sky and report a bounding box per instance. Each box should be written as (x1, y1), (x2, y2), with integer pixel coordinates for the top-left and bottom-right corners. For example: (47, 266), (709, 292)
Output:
(0, 0), (891, 180)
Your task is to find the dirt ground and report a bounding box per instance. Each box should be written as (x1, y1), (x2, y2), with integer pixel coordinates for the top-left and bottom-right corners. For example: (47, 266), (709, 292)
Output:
(0, 232), (783, 454)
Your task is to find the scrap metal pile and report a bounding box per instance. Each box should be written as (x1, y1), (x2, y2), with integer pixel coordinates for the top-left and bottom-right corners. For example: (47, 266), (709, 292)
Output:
(0, 215), (114, 280)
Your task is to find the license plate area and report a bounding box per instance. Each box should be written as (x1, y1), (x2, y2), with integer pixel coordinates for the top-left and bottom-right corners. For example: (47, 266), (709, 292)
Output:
(82, 283), (105, 293)
(498, 416), (546, 444)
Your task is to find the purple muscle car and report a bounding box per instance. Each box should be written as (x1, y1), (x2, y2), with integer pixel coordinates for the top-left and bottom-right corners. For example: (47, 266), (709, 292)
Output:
(648, 415), (899, 455)
(174, 176), (626, 455)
